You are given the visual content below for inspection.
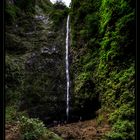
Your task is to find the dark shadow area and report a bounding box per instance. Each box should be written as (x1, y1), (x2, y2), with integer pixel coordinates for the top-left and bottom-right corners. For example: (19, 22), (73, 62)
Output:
(69, 94), (101, 123)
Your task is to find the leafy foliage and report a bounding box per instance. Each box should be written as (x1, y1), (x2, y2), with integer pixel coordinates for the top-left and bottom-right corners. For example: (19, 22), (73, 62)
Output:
(6, 106), (17, 124)
(105, 120), (135, 140)
(35, 0), (53, 13)
(71, 0), (135, 139)
(50, 1), (69, 29)
(96, 114), (104, 125)
(5, 1), (19, 23)
(20, 116), (63, 140)
(5, 55), (24, 105)
(6, 106), (28, 124)
(20, 116), (46, 140)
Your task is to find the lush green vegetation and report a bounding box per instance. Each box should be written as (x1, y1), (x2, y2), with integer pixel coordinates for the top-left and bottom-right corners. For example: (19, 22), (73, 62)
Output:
(20, 116), (63, 140)
(49, 1), (69, 30)
(70, 0), (135, 139)
(6, 108), (63, 140)
(5, 0), (135, 139)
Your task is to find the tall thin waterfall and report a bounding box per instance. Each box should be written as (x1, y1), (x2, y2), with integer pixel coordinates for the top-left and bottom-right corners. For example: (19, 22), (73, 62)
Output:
(66, 15), (70, 121)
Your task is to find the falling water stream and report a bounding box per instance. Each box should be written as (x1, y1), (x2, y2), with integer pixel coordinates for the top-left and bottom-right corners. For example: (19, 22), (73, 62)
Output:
(66, 15), (70, 121)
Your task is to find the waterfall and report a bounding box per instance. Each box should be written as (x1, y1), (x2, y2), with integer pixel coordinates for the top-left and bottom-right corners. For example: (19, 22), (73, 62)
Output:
(66, 15), (70, 121)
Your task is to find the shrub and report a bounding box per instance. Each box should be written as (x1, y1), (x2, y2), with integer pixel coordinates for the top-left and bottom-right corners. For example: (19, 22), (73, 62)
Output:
(96, 114), (104, 125)
(6, 106), (17, 124)
(105, 120), (135, 140)
(6, 106), (28, 124)
(20, 116), (46, 140)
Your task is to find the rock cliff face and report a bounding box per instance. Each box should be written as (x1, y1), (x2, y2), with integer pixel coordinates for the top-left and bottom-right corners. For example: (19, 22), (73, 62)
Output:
(6, 0), (68, 124)
(23, 13), (67, 123)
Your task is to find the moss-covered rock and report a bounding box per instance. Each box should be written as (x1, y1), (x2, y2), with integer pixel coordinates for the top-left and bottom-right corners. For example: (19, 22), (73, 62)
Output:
(5, 0), (69, 125)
